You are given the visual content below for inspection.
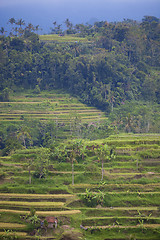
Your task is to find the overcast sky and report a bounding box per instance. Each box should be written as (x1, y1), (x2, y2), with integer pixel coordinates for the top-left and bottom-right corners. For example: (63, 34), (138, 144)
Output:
(1, 0), (160, 34)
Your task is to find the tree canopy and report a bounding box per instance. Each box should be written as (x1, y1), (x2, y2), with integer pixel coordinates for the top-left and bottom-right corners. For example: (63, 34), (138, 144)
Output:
(0, 16), (160, 153)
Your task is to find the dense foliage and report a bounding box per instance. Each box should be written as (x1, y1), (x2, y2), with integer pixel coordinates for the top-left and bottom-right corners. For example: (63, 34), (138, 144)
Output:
(0, 16), (160, 153)
(1, 16), (160, 106)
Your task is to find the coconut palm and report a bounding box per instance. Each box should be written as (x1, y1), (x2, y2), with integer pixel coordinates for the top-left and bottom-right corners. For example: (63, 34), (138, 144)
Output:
(26, 23), (34, 32)
(8, 18), (16, 36)
(16, 18), (25, 36)
(35, 25), (40, 34)
(8, 17), (16, 25)
(68, 140), (80, 185)
(17, 126), (31, 148)
(64, 18), (73, 34)
(95, 144), (108, 181)
(16, 18), (25, 28)
(70, 149), (76, 185)
(0, 27), (6, 35)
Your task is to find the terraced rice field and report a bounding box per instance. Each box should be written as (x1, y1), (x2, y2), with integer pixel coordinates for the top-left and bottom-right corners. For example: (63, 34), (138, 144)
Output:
(0, 90), (106, 124)
(0, 191), (81, 239)
(39, 34), (90, 43)
(0, 134), (160, 239)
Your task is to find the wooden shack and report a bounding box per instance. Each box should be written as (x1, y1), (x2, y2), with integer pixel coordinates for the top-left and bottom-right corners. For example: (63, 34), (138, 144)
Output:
(45, 216), (58, 228)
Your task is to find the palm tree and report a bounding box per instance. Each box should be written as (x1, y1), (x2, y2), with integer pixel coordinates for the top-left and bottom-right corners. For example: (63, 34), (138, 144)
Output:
(8, 18), (16, 36)
(16, 18), (25, 28)
(0, 27), (6, 35)
(64, 18), (73, 34)
(27, 157), (34, 184)
(14, 27), (18, 36)
(124, 113), (134, 133)
(17, 126), (31, 148)
(68, 141), (80, 185)
(70, 149), (76, 185)
(8, 17), (16, 25)
(16, 18), (25, 36)
(57, 24), (62, 35)
(26, 23), (34, 32)
(35, 25), (40, 34)
(53, 21), (57, 27)
(81, 144), (86, 161)
(95, 144), (108, 181)
(65, 18), (71, 29)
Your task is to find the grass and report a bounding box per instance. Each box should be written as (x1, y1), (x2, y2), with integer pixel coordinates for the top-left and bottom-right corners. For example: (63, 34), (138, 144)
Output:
(0, 89), (106, 127)
(0, 231), (27, 236)
(0, 201), (65, 207)
(0, 223), (26, 229)
(80, 207), (159, 218)
(0, 209), (81, 216)
(84, 216), (160, 220)
(39, 34), (90, 42)
(83, 224), (160, 229)
(84, 228), (160, 240)
(0, 193), (74, 198)
(0, 110), (160, 239)
(82, 217), (160, 227)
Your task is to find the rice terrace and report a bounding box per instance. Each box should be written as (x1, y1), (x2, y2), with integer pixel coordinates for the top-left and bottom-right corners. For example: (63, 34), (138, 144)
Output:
(0, 14), (160, 240)
(0, 90), (160, 239)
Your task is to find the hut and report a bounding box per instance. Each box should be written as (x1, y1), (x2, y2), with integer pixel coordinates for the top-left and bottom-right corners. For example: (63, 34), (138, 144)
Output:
(45, 217), (58, 228)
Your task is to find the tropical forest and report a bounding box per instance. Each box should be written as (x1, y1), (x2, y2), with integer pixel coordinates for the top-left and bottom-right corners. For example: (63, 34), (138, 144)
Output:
(0, 16), (160, 239)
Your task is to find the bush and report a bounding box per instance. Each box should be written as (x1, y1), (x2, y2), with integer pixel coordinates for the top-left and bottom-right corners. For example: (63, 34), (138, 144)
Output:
(81, 189), (105, 207)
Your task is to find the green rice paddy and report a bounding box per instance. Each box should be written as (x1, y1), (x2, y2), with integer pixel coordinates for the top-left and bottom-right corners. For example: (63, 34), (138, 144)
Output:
(0, 90), (160, 239)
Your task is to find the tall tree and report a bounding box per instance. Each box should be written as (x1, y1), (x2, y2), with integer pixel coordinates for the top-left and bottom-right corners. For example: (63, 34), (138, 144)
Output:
(8, 17), (16, 25)
(65, 18), (73, 34)
(16, 18), (25, 36)
(68, 140), (81, 185)
(17, 126), (32, 148)
(8, 18), (16, 36)
(95, 144), (108, 181)
(0, 27), (6, 35)
(34, 148), (50, 179)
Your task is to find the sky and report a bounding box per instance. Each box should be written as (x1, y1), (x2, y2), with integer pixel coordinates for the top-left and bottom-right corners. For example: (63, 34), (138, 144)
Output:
(0, 0), (160, 34)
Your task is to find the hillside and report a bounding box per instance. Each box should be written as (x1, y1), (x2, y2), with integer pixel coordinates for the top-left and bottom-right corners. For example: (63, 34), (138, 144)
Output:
(0, 90), (105, 123)
(0, 134), (160, 239)
(0, 16), (160, 139)
(0, 89), (111, 155)
(0, 16), (160, 239)
(39, 34), (90, 43)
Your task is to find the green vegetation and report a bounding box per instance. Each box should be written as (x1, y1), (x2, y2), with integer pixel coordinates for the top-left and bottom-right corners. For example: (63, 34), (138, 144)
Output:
(0, 16), (160, 239)
(0, 134), (160, 239)
(39, 34), (89, 42)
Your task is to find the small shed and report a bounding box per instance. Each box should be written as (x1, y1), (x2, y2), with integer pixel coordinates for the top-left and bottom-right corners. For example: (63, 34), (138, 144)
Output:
(45, 216), (58, 228)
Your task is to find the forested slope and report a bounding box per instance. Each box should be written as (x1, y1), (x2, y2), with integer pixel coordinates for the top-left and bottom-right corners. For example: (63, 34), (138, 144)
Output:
(0, 17), (160, 240)
(1, 16), (160, 106)
(0, 16), (160, 152)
